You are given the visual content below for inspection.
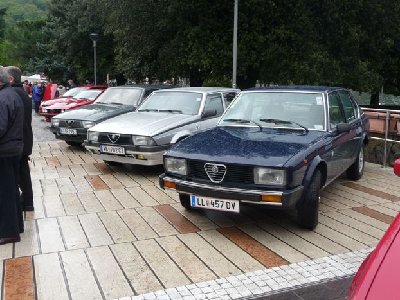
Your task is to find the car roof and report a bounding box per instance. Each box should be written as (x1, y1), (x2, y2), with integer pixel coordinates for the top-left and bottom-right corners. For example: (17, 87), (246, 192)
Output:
(245, 85), (345, 93)
(107, 84), (174, 91)
(154, 87), (239, 93)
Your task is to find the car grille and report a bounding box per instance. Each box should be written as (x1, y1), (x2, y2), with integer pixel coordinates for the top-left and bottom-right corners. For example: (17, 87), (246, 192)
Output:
(98, 134), (132, 145)
(47, 109), (62, 114)
(188, 160), (254, 184)
(59, 120), (82, 128)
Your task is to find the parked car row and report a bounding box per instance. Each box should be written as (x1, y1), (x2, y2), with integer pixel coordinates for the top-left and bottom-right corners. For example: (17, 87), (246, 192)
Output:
(51, 85), (369, 230)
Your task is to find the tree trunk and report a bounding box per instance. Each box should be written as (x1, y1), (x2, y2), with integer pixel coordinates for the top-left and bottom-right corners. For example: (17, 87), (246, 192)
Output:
(370, 91), (380, 107)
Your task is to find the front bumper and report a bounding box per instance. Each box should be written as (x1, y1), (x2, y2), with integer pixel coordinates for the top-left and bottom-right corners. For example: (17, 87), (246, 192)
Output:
(52, 127), (88, 143)
(159, 174), (304, 209)
(84, 142), (169, 166)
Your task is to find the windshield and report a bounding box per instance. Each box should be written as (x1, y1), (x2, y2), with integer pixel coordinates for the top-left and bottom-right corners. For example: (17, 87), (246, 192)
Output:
(72, 89), (102, 100)
(94, 88), (143, 105)
(220, 91), (326, 130)
(138, 91), (203, 115)
(63, 87), (86, 97)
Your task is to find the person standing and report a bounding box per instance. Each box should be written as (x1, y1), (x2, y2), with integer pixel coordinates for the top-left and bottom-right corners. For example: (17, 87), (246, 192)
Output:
(68, 79), (76, 89)
(32, 82), (43, 113)
(0, 67), (24, 245)
(6, 66), (34, 212)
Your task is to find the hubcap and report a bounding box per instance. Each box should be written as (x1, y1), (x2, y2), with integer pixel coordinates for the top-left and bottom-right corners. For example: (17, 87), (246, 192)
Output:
(358, 148), (364, 173)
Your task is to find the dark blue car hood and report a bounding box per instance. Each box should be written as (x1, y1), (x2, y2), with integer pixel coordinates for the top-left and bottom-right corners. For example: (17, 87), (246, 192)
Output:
(168, 126), (326, 167)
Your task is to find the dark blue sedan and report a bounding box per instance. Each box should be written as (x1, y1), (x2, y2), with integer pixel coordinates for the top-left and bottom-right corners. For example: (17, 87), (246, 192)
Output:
(159, 86), (369, 229)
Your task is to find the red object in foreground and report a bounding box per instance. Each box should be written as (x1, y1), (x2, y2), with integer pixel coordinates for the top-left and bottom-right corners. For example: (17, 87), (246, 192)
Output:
(394, 159), (400, 177)
(349, 164), (400, 299)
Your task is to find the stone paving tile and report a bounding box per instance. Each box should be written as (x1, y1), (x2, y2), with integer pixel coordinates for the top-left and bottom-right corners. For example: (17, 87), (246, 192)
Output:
(118, 209), (158, 240)
(37, 218), (65, 254)
(135, 239), (191, 289)
(78, 191), (105, 213)
(15, 220), (40, 257)
(136, 207), (178, 237)
(98, 211), (137, 243)
(179, 233), (240, 278)
(157, 236), (217, 283)
(95, 190), (124, 211)
(61, 249), (103, 300)
(79, 213), (113, 247)
(34, 253), (69, 300)
(86, 246), (133, 299)
(61, 193), (86, 216)
(110, 243), (164, 295)
(58, 216), (90, 250)
(3, 257), (35, 300)
(111, 189), (141, 208)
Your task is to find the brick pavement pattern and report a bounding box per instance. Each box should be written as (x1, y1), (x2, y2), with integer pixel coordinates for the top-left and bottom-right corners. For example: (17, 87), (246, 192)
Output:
(0, 140), (399, 299)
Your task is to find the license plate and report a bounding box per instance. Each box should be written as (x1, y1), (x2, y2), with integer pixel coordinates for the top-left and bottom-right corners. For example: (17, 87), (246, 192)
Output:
(100, 144), (125, 155)
(42, 108), (47, 112)
(59, 127), (77, 135)
(190, 195), (239, 213)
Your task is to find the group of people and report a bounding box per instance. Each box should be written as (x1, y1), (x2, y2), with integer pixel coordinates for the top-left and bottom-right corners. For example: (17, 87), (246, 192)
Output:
(0, 66), (33, 245)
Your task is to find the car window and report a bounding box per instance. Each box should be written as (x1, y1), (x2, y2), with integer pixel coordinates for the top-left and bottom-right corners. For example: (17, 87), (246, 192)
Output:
(95, 88), (143, 105)
(72, 89), (102, 100)
(328, 92), (346, 129)
(220, 91), (325, 130)
(204, 94), (224, 116)
(338, 90), (358, 122)
(138, 91), (203, 115)
(63, 87), (86, 97)
(223, 92), (237, 106)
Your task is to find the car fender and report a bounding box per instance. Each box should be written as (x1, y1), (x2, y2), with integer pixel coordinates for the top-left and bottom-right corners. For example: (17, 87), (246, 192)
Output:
(301, 156), (326, 197)
(170, 130), (192, 144)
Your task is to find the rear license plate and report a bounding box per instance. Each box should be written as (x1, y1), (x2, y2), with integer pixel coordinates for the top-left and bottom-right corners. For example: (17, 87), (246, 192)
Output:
(59, 127), (77, 135)
(100, 144), (125, 155)
(190, 195), (239, 213)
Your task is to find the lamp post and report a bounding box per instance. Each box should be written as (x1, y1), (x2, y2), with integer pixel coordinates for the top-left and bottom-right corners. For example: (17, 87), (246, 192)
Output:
(89, 33), (99, 85)
(232, 0), (238, 88)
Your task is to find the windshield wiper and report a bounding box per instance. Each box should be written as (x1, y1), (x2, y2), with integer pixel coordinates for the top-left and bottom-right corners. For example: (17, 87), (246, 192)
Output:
(223, 118), (263, 129)
(109, 102), (123, 105)
(158, 109), (183, 114)
(138, 108), (159, 112)
(259, 118), (308, 131)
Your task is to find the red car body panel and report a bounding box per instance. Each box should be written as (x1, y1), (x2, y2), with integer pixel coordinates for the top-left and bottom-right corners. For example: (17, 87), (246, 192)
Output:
(40, 86), (106, 120)
(394, 159), (400, 177)
(349, 212), (400, 299)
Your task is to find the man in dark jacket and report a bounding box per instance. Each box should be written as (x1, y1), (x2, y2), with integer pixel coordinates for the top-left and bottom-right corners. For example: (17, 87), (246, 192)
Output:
(6, 66), (34, 211)
(0, 66), (24, 245)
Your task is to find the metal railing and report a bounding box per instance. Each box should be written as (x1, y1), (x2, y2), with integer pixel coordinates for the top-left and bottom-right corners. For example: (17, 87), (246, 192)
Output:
(361, 107), (400, 168)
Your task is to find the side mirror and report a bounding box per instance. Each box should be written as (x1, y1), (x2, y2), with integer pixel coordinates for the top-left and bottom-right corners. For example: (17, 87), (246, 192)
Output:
(336, 123), (351, 134)
(202, 109), (217, 118)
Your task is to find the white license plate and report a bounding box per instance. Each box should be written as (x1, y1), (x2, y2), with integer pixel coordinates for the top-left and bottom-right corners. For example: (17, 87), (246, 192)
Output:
(59, 127), (77, 135)
(42, 108), (47, 112)
(100, 144), (125, 155)
(190, 195), (239, 213)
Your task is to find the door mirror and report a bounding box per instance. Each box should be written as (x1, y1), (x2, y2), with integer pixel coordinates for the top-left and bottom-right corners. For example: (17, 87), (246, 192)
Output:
(336, 123), (351, 134)
(202, 109), (217, 118)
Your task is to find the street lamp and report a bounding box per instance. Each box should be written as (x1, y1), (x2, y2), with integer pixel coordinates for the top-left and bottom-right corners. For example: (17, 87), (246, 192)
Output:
(232, 0), (238, 88)
(89, 33), (99, 85)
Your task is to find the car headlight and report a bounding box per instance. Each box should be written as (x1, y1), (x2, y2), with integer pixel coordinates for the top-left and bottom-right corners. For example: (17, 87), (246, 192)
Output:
(132, 135), (155, 146)
(254, 167), (286, 186)
(82, 121), (96, 129)
(87, 131), (99, 142)
(165, 157), (187, 175)
(52, 118), (60, 127)
(60, 109), (65, 112)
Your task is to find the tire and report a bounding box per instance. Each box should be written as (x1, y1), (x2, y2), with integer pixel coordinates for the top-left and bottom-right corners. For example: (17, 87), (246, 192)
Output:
(346, 147), (365, 180)
(297, 169), (321, 230)
(66, 141), (82, 147)
(179, 194), (192, 210)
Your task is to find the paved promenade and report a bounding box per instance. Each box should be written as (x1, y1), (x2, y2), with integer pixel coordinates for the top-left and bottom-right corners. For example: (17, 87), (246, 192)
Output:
(1, 117), (400, 300)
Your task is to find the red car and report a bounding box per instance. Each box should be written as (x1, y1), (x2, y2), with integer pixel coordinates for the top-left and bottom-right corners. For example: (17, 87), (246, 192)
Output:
(40, 87), (106, 121)
(349, 159), (400, 299)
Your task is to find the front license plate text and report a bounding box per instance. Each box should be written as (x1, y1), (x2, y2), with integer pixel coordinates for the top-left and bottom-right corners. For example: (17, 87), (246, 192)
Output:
(190, 195), (239, 213)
